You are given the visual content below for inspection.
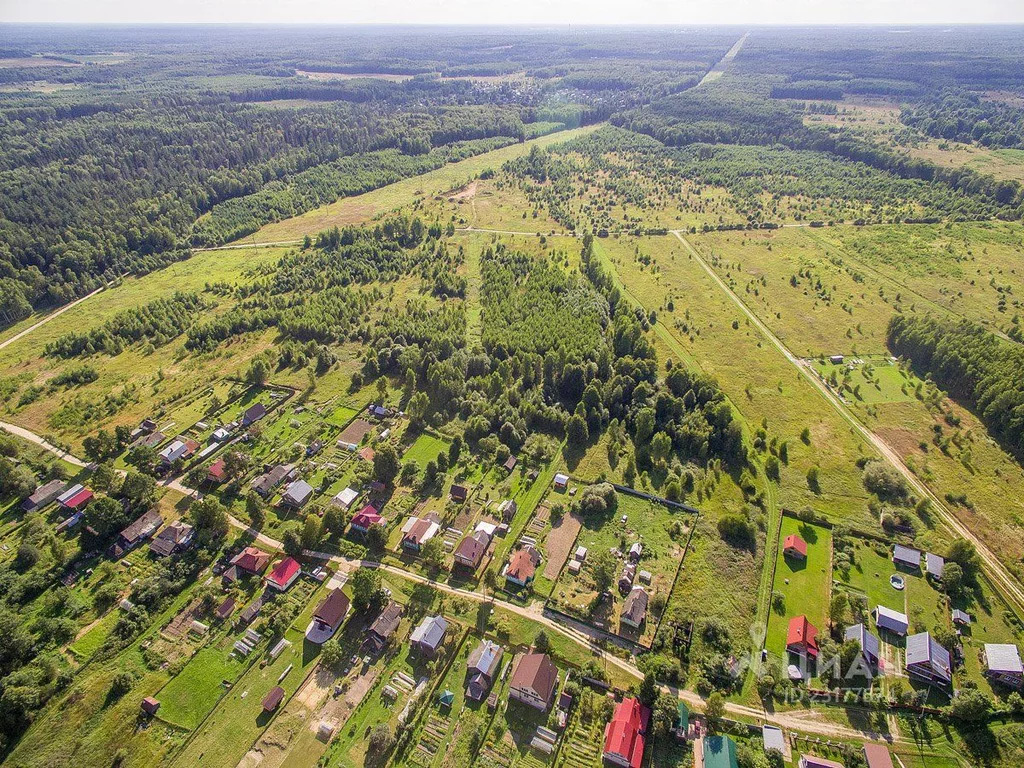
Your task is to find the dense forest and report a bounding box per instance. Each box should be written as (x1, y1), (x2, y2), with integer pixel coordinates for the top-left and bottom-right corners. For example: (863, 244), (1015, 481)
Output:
(902, 89), (1024, 149)
(887, 315), (1024, 455)
(3, 25), (1024, 325)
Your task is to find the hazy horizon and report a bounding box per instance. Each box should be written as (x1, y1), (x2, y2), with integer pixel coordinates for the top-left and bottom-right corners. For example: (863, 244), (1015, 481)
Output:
(3, 0), (1023, 26)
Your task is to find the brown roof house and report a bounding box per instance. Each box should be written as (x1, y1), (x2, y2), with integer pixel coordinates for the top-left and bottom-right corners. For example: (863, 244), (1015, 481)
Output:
(149, 520), (195, 557)
(466, 639), (504, 701)
(306, 588), (351, 644)
(262, 686), (285, 713)
(251, 464), (295, 498)
(450, 484), (468, 503)
(454, 530), (491, 570)
(224, 546), (271, 584)
(401, 514), (441, 553)
(621, 586), (649, 629)
(365, 601), (403, 652)
(509, 652), (558, 712)
(505, 545), (541, 588)
(108, 508), (163, 558)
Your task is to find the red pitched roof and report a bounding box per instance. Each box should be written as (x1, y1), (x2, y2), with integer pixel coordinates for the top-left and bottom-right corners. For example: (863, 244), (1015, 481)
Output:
(63, 488), (93, 510)
(507, 547), (537, 582)
(262, 685), (285, 711)
(351, 505), (384, 529)
(267, 556), (301, 589)
(231, 546), (271, 575)
(783, 534), (807, 557)
(603, 697), (650, 768)
(787, 615), (819, 657)
(207, 458), (227, 482)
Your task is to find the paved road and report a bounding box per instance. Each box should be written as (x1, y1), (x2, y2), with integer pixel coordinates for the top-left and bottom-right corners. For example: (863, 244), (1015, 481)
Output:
(671, 229), (1024, 616)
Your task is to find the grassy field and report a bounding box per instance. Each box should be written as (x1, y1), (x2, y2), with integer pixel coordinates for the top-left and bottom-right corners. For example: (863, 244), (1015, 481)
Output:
(594, 235), (876, 527)
(765, 516), (833, 657)
(157, 645), (247, 730)
(249, 126), (600, 243)
(171, 579), (328, 766)
(808, 222), (1024, 339)
(402, 430), (451, 467)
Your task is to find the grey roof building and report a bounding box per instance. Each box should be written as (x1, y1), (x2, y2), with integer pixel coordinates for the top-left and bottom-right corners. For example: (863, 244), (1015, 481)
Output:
(874, 605), (909, 636)
(844, 623), (880, 667)
(466, 640), (504, 700)
(925, 553), (945, 579)
(281, 479), (314, 508)
(893, 544), (921, 569)
(906, 632), (952, 685)
(410, 615), (448, 657)
(984, 643), (1024, 689)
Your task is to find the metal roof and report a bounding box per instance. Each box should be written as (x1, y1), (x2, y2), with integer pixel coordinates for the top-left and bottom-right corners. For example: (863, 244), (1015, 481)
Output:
(844, 623), (880, 660)
(893, 544), (921, 564)
(874, 605), (909, 633)
(411, 615), (448, 650)
(985, 643), (1023, 674)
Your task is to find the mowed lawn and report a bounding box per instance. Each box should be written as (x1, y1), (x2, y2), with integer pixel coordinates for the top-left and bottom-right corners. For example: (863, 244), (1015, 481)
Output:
(834, 537), (906, 614)
(766, 516), (833, 656)
(402, 430), (451, 467)
(157, 645), (246, 730)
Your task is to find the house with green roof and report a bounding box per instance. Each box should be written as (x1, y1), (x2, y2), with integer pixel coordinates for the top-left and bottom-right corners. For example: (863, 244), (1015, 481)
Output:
(702, 735), (739, 768)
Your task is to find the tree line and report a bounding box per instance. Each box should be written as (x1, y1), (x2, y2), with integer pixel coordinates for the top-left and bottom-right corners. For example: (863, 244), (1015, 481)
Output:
(887, 314), (1024, 455)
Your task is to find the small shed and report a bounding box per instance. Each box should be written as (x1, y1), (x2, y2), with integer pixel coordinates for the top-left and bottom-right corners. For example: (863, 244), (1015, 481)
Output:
(262, 686), (285, 712)
(141, 697), (160, 716)
(952, 609), (971, 626)
(893, 544), (921, 570)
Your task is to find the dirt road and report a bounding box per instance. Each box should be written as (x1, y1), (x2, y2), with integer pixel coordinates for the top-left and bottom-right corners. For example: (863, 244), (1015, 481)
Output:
(671, 229), (1024, 616)
(0, 284), (110, 354)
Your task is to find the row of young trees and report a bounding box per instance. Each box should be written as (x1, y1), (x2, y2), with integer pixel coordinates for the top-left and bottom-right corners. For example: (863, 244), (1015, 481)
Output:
(44, 292), (209, 358)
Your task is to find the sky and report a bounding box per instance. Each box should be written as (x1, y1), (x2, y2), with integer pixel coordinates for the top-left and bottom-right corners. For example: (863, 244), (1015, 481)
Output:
(1, 0), (1022, 25)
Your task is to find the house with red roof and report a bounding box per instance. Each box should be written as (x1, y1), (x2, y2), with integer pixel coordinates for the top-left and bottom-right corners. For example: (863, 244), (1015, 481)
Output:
(505, 546), (541, 588)
(266, 556), (301, 591)
(230, 546), (271, 576)
(350, 505), (385, 536)
(787, 615), (819, 658)
(206, 458), (227, 485)
(603, 697), (651, 768)
(58, 484), (94, 512)
(783, 534), (807, 560)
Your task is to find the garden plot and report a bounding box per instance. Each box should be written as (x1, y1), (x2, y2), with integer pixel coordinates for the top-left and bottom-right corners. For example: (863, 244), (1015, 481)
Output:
(399, 634), (495, 768)
(323, 623), (460, 767)
(547, 492), (690, 644)
(766, 516), (833, 658)
(337, 418), (375, 446)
